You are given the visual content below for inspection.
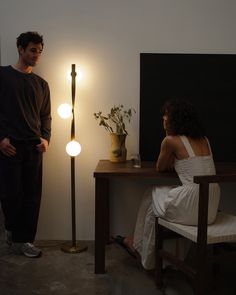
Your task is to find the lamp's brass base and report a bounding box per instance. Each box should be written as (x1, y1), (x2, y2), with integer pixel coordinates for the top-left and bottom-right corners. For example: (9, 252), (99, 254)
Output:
(61, 241), (88, 254)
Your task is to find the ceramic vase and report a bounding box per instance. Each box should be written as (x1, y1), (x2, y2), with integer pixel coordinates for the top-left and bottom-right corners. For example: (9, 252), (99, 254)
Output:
(109, 133), (127, 162)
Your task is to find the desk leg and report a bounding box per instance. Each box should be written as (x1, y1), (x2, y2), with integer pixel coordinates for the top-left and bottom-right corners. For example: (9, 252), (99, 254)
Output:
(95, 177), (109, 274)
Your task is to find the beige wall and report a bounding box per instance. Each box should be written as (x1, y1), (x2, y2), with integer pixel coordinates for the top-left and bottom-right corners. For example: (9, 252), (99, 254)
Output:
(1, 0), (236, 239)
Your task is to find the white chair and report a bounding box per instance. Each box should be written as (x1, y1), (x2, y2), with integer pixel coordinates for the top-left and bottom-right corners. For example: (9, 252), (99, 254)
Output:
(155, 174), (236, 295)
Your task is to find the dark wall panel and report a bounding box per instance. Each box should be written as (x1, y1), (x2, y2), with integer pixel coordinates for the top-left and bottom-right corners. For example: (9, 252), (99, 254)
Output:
(139, 53), (236, 162)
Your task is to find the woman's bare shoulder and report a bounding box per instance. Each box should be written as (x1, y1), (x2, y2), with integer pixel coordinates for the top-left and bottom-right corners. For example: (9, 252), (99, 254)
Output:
(162, 135), (184, 155)
(163, 135), (180, 145)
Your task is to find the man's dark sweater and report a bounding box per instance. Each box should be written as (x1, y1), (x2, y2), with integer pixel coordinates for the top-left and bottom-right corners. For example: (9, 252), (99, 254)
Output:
(0, 65), (51, 142)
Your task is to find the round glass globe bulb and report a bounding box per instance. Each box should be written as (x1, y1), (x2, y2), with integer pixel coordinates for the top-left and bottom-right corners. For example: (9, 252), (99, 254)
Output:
(66, 140), (81, 157)
(57, 103), (72, 119)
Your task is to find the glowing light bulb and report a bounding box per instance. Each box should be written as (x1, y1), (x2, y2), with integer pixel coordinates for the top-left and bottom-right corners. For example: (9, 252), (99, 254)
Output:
(57, 103), (72, 119)
(66, 140), (81, 157)
(76, 69), (83, 82)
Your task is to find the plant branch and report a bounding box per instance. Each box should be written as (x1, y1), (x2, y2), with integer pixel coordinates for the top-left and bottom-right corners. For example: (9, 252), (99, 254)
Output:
(94, 104), (135, 135)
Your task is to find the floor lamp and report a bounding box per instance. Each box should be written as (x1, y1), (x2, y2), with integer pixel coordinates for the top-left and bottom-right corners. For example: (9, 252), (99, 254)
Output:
(58, 64), (87, 253)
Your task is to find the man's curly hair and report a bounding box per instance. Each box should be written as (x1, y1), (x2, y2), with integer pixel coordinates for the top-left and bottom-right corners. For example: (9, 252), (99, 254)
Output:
(16, 31), (44, 50)
(161, 99), (205, 138)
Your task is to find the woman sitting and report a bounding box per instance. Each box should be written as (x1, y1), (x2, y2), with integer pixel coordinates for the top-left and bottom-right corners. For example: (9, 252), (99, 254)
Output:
(114, 99), (220, 270)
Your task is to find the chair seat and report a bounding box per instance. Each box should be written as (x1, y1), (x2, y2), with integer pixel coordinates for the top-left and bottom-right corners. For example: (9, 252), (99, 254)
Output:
(158, 212), (236, 244)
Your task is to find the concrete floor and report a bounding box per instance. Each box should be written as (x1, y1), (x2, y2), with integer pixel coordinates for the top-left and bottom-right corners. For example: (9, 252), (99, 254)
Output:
(1, 239), (236, 295)
(0, 238), (192, 295)
(0, 210), (236, 295)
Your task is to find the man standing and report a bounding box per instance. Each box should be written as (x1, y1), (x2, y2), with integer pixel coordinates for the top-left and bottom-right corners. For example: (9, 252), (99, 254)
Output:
(0, 31), (51, 257)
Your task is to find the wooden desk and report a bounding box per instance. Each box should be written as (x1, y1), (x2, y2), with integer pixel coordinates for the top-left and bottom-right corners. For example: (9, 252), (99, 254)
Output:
(93, 160), (178, 274)
(93, 160), (236, 274)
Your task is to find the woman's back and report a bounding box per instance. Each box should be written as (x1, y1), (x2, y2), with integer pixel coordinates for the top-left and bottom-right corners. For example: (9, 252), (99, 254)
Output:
(174, 135), (211, 160)
(174, 135), (216, 184)
(161, 135), (220, 225)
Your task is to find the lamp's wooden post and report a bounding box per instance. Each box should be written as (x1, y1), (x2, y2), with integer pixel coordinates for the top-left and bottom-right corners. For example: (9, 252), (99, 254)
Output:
(61, 64), (87, 253)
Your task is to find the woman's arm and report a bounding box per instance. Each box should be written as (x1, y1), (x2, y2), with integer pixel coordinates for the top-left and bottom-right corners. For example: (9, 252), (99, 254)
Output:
(156, 136), (175, 172)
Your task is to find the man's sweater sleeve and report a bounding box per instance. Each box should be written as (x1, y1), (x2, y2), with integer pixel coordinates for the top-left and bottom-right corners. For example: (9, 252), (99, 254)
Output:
(40, 82), (52, 143)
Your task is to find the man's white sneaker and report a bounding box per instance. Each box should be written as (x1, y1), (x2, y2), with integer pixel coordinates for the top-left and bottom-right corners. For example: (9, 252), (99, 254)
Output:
(11, 242), (42, 258)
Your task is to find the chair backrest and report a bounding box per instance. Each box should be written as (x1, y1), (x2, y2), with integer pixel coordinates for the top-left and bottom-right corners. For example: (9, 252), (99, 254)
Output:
(194, 174), (236, 246)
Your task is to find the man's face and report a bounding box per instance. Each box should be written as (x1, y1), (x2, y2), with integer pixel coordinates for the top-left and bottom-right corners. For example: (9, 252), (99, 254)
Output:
(18, 42), (43, 67)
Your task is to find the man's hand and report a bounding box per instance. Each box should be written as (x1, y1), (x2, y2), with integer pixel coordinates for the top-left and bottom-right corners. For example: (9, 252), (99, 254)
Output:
(0, 138), (16, 157)
(36, 138), (48, 153)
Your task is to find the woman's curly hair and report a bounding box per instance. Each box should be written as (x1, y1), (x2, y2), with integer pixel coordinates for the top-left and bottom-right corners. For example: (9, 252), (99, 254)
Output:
(161, 99), (205, 138)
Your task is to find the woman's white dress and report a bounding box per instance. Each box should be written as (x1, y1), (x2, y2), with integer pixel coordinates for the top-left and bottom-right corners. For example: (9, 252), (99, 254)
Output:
(133, 136), (220, 269)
